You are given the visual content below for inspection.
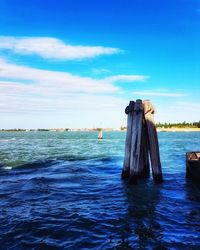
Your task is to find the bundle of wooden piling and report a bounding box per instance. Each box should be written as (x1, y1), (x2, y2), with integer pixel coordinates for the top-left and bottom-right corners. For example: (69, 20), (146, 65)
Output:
(122, 99), (163, 184)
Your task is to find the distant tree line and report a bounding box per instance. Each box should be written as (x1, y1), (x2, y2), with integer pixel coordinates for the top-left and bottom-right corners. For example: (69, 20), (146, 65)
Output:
(120, 125), (127, 131)
(0, 129), (26, 132)
(155, 121), (200, 128)
(0, 128), (70, 132)
(120, 121), (200, 130)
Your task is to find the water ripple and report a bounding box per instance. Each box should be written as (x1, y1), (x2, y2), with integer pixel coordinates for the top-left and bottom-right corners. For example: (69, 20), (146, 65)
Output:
(0, 131), (200, 249)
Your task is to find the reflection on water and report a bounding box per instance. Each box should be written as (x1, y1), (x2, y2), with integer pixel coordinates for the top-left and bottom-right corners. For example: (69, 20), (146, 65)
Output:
(121, 181), (162, 249)
(0, 131), (200, 249)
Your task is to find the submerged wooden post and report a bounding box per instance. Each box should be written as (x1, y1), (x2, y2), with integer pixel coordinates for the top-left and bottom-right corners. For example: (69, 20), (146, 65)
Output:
(143, 100), (163, 183)
(129, 99), (144, 184)
(121, 101), (135, 179)
(122, 99), (163, 184)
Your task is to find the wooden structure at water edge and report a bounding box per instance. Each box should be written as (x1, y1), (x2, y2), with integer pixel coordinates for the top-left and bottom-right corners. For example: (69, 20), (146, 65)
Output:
(122, 99), (163, 184)
(186, 152), (200, 183)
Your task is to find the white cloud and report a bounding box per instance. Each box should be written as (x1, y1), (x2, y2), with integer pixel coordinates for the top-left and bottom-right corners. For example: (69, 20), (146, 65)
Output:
(132, 89), (187, 97)
(155, 101), (200, 123)
(105, 75), (149, 83)
(92, 68), (112, 75)
(0, 36), (121, 60)
(175, 101), (200, 111)
(0, 58), (146, 117)
(0, 88), (126, 113)
(0, 58), (118, 94)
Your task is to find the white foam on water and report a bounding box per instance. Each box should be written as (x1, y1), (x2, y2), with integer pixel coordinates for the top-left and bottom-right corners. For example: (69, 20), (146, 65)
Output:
(0, 138), (16, 142)
(2, 166), (12, 170)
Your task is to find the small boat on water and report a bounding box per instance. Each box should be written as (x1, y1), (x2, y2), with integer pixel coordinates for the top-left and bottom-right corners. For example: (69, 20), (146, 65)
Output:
(186, 152), (200, 182)
(98, 130), (103, 140)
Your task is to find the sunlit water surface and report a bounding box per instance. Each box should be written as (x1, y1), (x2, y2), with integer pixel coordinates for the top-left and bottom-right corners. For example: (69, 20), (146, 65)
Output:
(0, 131), (200, 249)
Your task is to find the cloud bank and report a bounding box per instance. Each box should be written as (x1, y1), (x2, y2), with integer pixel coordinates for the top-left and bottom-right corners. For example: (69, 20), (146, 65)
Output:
(0, 36), (121, 60)
(0, 58), (147, 114)
(132, 89), (187, 97)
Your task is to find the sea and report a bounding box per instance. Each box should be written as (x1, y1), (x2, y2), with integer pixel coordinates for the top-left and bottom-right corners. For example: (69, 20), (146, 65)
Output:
(0, 131), (200, 250)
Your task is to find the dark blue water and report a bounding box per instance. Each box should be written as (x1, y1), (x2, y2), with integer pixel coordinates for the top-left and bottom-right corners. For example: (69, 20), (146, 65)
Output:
(0, 131), (200, 249)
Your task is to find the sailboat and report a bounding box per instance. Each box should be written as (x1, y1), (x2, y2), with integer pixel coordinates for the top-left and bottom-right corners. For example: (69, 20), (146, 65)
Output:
(98, 130), (103, 139)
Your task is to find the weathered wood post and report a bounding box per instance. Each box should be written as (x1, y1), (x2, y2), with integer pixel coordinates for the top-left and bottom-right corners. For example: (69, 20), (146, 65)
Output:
(121, 101), (135, 179)
(122, 99), (163, 184)
(129, 99), (144, 184)
(140, 118), (150, 178)
(143, 100), (163, 183)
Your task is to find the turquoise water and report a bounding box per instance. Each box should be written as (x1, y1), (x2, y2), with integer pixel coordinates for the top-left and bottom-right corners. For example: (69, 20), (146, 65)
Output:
(0, 131), (200, 249)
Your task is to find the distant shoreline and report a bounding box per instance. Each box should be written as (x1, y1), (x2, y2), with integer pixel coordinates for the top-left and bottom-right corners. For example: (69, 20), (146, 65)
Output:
(1, 128), (200, 132)
(157, 128), (200, 132)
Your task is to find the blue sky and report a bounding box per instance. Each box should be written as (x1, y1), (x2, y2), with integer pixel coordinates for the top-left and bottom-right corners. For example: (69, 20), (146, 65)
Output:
(0, 0), (199, 129)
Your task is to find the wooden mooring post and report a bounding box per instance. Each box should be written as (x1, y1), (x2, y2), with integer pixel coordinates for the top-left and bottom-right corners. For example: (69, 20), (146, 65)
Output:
(122, 99), (163, 184)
